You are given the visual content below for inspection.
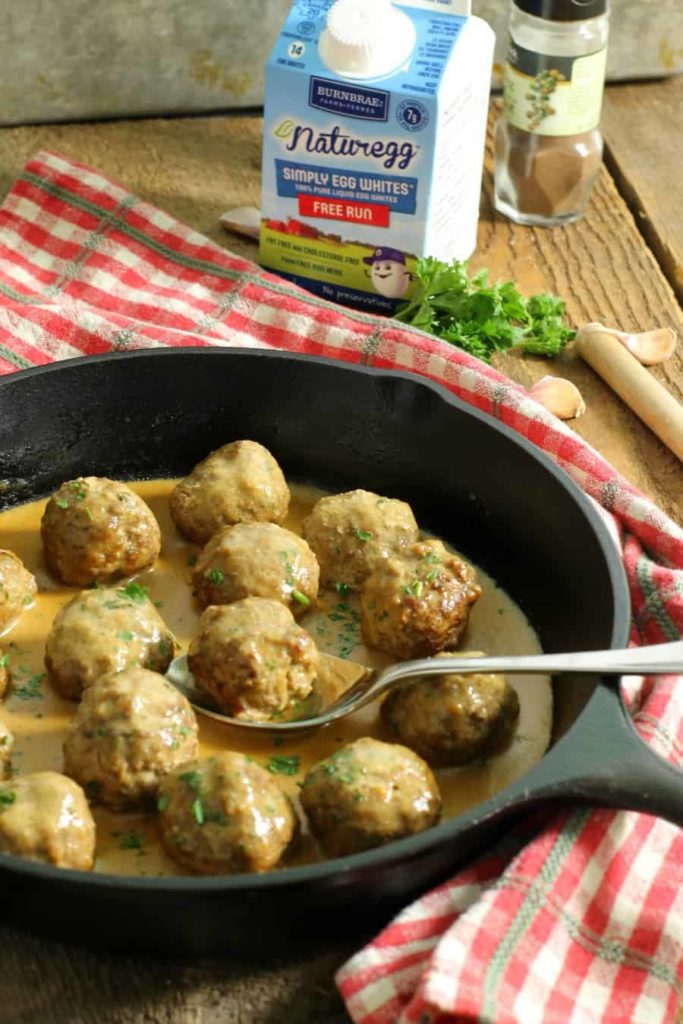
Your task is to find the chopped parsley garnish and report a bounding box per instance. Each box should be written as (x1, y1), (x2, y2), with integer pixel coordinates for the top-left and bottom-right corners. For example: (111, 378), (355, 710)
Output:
(157, 793), (170, 812)
(55, 498), (69, 509)
(291, 589), (310, 606)
(69, 481), (88, 500)
(267, 755), (300, 776)
(117, 830), (144, 850)
(425, 570), (440, 582)
(13, 673), (44, 700)
(320, 749), (364, 785)
(0, 654), (8, 669)
(121, 581), (150, 603)
(327, 602), (362, 659)
(179, 770), (203, 791)
(208, 568), (225, 586)
(191, 797), (205, 824)
(421, 550), (441, 565)
(117, 630), (134, 642)
(187, 553), (197, 567)
(334, 581), (351, 597)
(353, 528), (372, 542)
(0, 790), (16, 808)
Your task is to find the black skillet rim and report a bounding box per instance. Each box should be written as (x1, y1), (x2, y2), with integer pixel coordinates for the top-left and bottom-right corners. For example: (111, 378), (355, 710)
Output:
(0, 348), (632, 891)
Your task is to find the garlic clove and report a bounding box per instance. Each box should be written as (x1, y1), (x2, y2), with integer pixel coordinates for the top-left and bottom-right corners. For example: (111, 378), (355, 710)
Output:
(529, 375), (586, 420)
(219, 206), (261, 240)
(578, 322), (676, 365)
(614, 327), (677, 366)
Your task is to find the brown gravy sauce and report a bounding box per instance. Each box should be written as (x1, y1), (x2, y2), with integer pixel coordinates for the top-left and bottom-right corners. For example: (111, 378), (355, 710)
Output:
(0, 480), (552, 876)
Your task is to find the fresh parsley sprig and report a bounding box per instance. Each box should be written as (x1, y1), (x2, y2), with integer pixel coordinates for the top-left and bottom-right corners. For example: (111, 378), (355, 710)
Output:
(395, 257), (575, 363)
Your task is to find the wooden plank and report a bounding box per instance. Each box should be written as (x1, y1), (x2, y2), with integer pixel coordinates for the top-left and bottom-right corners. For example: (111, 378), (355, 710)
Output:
(602, 76), (683, 304)
(476, 101), (683, 526)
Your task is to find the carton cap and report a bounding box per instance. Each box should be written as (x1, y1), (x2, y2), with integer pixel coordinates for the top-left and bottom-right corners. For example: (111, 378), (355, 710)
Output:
(319, 0), (417, 80)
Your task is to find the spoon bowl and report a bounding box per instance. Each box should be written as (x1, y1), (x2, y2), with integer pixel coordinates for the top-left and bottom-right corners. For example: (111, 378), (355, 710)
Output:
(166, 639), (683, 737)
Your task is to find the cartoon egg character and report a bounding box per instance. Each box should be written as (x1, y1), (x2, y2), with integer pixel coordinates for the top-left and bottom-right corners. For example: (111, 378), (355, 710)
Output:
(363, 247), (412, 300)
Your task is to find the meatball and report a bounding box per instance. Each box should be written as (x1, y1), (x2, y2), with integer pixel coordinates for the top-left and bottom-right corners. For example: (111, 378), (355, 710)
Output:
(63, 667), (199, 810)
(301, 737), (440, 858)
(381, 657), (520, 766)
(0, 550), (37, 634)
(192, 522), (319, 616)
(0, 718), (13, 778)
(41, 477), (161, 587)
(302, 489), (418, 590)
(157, 753), (296, 874)
(188, 597), (318, 721)
(170, 440), (290, 545)
(0, 772), (95, 870)
(360, 539), (482, 658)
(45, 584), (176, 701)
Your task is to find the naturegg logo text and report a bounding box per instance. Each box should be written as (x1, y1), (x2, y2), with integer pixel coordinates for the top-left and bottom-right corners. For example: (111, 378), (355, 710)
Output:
(273, 120), (418, 171)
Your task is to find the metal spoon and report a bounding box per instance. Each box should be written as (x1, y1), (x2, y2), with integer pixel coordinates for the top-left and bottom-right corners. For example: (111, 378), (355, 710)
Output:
(166, 640), (683, 737)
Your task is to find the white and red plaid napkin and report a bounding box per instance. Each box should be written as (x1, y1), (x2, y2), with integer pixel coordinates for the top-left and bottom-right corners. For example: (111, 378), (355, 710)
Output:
(0, 151), (681, 1024)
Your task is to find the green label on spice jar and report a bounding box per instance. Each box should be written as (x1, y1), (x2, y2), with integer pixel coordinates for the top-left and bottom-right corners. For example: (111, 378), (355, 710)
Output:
(503, 39), (607, 136)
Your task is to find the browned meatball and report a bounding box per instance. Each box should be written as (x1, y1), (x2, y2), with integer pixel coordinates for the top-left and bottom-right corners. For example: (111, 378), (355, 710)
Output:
(302, 489), (418, 590)
(381, 657), (520, 766)
(157, 753), (296, 874)
(300, 737), (441, 858)
(0, 718), (14, 778)
(63, 668), (199, 810)
(45, 584), (176, 701)
(360, 539), (482, 659)
(41, 478), (161, 587)
(170, 440), (290, 545)
(193, 522), (319, 616)
(0, 550), (36, 633)
(188, 597), (318, 721)
(0, 772), (96, 870)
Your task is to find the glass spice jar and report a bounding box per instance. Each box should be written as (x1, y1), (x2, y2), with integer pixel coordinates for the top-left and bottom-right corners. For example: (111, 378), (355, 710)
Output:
(494, 0), (610, 227)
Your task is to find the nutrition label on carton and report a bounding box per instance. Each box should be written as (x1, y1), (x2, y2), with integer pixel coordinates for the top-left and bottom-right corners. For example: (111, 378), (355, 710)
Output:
(259, 0), (494, 314)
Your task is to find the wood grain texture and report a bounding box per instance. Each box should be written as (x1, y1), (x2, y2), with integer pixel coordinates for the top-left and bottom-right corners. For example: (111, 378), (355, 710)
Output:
(602, 76), (683, 303)
(0, 89), (679, 1021)
(479, 100), (683, 525)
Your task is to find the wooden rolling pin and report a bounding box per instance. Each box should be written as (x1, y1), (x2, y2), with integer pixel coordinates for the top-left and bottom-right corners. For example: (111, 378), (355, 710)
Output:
(575, 324), (683, 462)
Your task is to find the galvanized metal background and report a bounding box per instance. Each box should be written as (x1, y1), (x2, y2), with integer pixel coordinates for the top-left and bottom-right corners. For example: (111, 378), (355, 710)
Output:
(1, 0), (680, 125)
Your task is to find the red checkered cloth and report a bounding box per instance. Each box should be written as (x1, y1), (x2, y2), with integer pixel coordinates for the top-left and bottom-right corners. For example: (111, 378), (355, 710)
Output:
(1, 150), (681, 1023)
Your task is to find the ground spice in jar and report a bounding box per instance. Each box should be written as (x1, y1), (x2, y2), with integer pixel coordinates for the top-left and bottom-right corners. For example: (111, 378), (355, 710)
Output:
(495, 125), (603, 220)
(494, 0), (609, 227)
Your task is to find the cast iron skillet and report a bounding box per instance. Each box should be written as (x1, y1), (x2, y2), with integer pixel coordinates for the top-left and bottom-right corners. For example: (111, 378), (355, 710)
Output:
(0, 348), (679, 957)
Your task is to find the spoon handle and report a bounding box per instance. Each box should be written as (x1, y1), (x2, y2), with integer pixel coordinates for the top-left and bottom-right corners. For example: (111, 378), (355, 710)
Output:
(350, 640), (683, 715)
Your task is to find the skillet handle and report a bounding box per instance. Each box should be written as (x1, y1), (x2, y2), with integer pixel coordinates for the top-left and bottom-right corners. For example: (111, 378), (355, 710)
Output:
(540, 682), (683, 828)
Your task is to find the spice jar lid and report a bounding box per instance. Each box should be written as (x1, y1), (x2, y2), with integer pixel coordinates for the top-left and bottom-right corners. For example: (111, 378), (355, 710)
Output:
(514, 0), (607, 20)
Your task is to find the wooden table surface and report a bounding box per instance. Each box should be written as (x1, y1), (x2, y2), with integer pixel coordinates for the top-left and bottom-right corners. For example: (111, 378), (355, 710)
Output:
(0, 77), (680, 1024)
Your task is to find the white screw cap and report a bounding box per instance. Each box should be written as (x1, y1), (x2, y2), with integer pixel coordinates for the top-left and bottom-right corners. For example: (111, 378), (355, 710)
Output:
(319, 0), (417, 80)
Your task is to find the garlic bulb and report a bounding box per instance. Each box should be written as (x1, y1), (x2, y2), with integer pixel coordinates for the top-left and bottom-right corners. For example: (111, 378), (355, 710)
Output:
(529, 376), (586, 420)
(581, 322), (676, 366)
